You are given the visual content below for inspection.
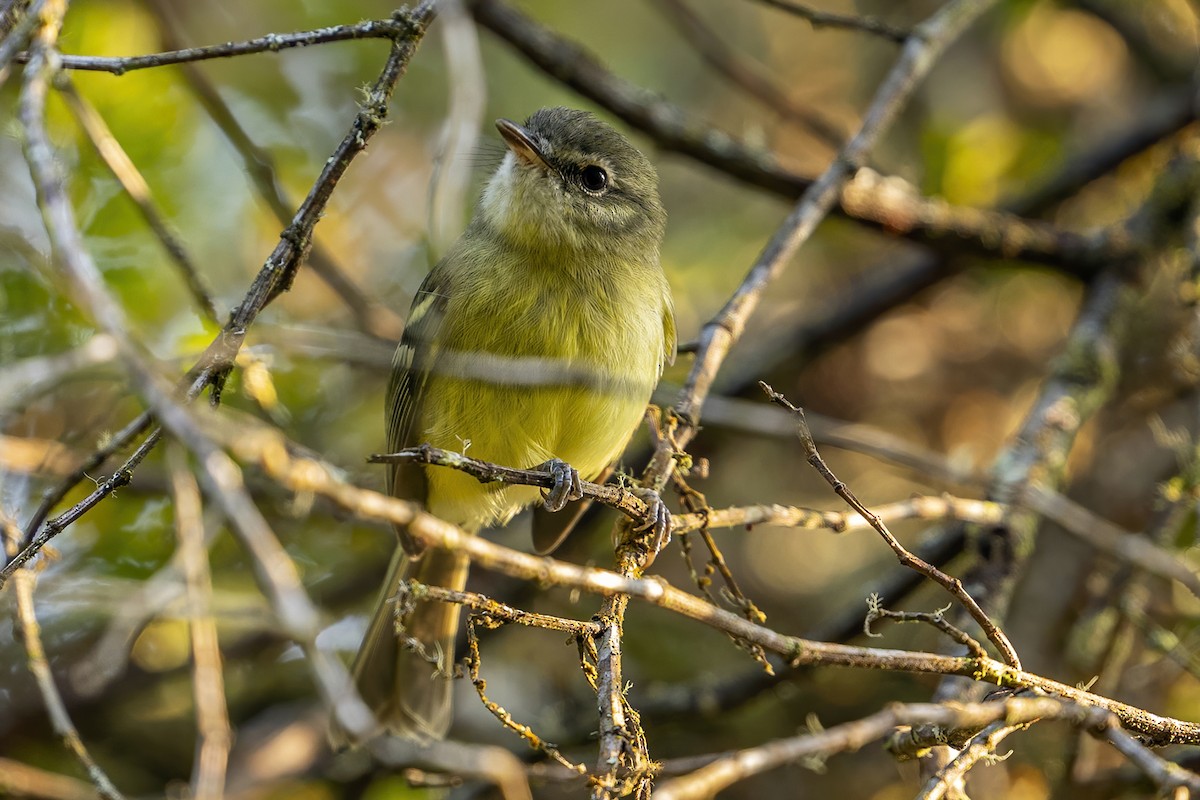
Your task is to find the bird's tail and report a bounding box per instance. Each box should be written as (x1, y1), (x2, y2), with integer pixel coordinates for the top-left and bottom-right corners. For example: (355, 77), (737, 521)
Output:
(340, 546), (469, 742)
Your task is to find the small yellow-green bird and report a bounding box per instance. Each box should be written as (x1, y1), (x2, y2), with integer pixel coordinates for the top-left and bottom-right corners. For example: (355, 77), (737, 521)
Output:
(351, 107), (675, 739)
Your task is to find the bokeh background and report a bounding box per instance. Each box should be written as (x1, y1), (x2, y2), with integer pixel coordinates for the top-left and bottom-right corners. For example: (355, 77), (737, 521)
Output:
(3, 0), (1200, 797)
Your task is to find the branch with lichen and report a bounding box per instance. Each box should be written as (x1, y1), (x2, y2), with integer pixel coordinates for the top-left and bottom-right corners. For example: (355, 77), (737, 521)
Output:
(196, 411), (1200, 745)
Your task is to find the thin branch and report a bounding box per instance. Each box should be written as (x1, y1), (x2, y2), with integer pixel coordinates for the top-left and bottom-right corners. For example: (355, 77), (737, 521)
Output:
(14, 408), (154, 557)
(58, 76), (218, 322)
(49, 17), (413, 74)
(141, 0), (404, 342)
(4, 417), (163, 584)
(653, 697), (1200, 800)
(460, 606), (593, 777)
(166, 444), (231, 800)
(0, 757), (100, 800)
(370, 445), (654, 526)
(916, 719), (1029, 800)
(644, 0), (1004, 492)
(864, 596), (990, 661)
(761, 381), (1022, 669)
(421, 582), (601, 637)
(748, 0), (910, 42)
(651, 0), (846, 149)
(13, 570), (126, 800)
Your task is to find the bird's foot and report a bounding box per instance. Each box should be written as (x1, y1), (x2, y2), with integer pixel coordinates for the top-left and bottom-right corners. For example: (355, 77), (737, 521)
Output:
(631, 487), (672, 552)
(536, 458), (584, 512)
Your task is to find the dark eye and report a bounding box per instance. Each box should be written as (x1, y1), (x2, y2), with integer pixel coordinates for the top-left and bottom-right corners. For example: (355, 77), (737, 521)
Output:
(580, 165), (608, 193)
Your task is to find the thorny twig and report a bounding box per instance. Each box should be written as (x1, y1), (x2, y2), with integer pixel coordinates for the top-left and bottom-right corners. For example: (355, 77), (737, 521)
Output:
(864, 595), (990, 662)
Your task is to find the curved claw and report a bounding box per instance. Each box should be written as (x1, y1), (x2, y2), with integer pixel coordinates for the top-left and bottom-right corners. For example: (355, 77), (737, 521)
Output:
(632, 487), (672, 552)
(537, 458), (583, 512)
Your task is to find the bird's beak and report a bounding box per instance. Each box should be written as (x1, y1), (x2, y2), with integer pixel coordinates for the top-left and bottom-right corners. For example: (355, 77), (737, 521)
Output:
(496, 118), (551, 171)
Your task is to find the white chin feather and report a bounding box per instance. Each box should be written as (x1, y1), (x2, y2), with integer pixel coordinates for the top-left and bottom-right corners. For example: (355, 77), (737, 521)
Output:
(480, 153), (517, 230)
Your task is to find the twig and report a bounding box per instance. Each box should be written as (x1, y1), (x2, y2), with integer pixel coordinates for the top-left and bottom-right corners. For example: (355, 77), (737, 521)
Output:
(217, 5), (434, 355)
(13, 570), (126, 800)
(166, 444), (231, 800)
(761, 381), (1022, 669)
(421, 582), (601, 637)
(748, 0), (910, 42)
(462, 609), (592, 777)
(141, 0), (404, 342)
(371, 445), (654, 526)
(49, 17), (414, 73)
(15, 408), (152, 551)
(4, 418), (162, 584)
(651, 0), (845, 149)
(0, 757), (100, 800)
(57, 76), (218, 322)
(916, 720), (1028, 800)
(864, 595), (989, 661)
(645, 0), (1004, 491)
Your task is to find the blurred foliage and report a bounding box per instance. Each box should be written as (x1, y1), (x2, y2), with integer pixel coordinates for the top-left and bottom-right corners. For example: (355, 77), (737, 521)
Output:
(3, 0), (1200, 798)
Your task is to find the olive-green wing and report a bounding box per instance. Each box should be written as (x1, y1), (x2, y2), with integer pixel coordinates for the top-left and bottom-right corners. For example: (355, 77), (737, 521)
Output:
(385, 270), (450, 556)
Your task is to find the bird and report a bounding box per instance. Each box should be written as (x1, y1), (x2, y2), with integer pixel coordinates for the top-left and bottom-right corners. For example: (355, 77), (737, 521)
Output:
(348, 107), (675, 740)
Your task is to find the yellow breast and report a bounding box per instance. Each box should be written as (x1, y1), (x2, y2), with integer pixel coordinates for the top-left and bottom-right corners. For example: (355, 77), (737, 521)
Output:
(417, 249), (670, 532)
